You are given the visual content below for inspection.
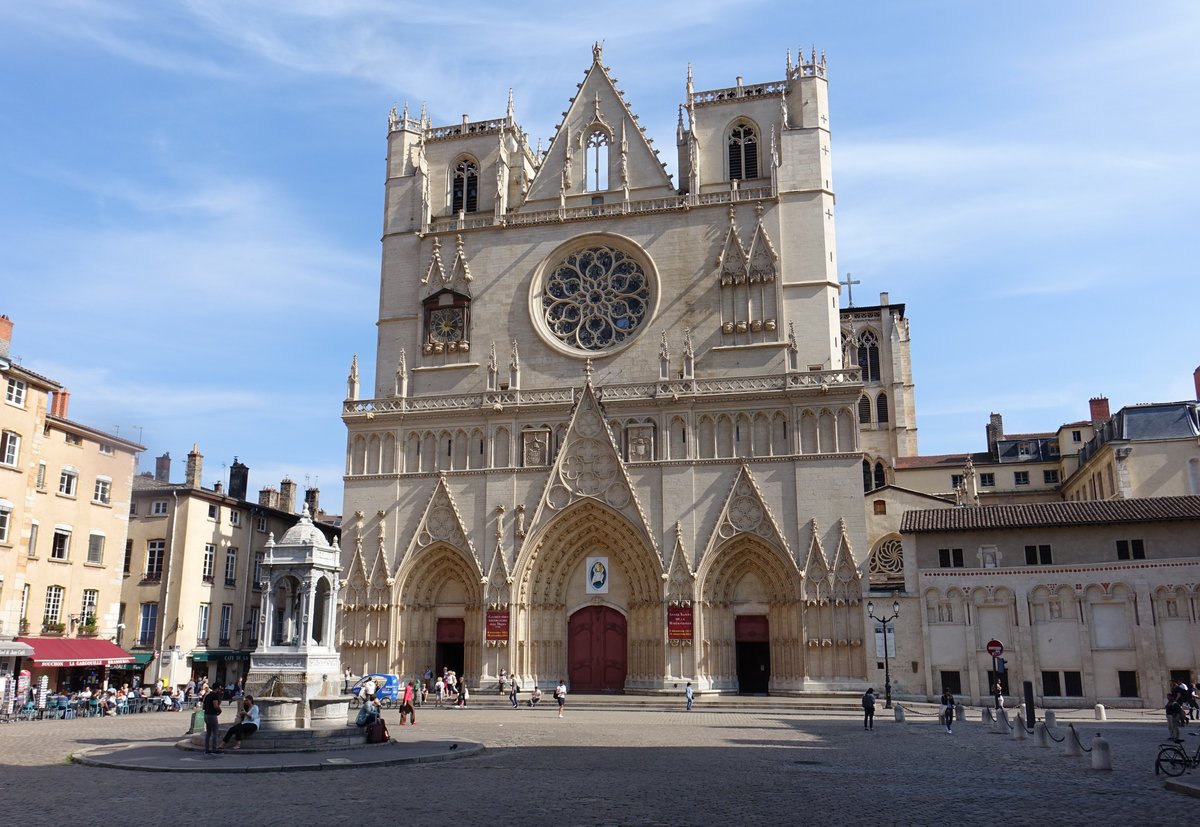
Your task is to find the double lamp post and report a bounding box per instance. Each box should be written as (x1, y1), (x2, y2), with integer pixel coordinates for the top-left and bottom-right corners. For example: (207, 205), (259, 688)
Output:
(867, 599), (900, 709)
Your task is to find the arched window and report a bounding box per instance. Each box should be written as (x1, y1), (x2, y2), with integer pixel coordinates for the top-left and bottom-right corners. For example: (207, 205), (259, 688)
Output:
(857, 329), (881, 382)
(451, 158), (478, 214)
(873, 461), (886, 489)
(862, 459), (872, 493)
(586, 131), (610, 191)
(858, 395), (872, 424)
(876, 392), (889, 424)
(728, 121), (759, 180)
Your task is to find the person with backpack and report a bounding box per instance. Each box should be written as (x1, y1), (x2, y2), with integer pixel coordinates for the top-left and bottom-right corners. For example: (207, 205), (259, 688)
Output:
(862, 687), (876, 730)
(202, 685), (223, 755)
(509, 675), (521, 709)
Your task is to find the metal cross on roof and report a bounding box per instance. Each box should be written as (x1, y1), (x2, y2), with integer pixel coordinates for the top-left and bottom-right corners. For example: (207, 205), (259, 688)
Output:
(839, 272), (861, 306)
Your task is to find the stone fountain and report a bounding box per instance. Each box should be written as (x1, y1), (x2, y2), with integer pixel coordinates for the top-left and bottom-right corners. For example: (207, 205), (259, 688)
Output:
(184, 506), (358, 751)
(245, 504), (348, 730)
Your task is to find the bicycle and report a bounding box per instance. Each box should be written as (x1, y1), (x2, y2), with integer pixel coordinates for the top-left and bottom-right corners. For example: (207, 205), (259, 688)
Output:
(1155, 733), (1199, 777)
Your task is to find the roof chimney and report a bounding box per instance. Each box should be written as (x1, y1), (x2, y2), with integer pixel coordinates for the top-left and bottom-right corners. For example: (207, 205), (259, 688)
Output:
(258, 487), (280, 509)
(185, 443), (203, 488)
(1089, 396), (1111, 425)
(879, 292), (889, 306)
(50, 389), (70, 418)
(155, 452), (171, 482)
(0, 315), (12, 360)
(1194, 366), (1200, 401)
(986, 412), (1004, 457)
(305, 487), (320, 520)
(229, 458), (249, 501)
(279, 478), (297, 514)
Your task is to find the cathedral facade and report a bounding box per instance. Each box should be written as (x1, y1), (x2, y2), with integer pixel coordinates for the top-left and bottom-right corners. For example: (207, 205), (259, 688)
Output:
(340, 46), (891, 693)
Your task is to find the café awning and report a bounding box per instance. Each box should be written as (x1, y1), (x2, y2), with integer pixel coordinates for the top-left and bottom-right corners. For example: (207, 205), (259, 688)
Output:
(0, 639), (35, 658)
(16, 637), (135, 667)
(190, 650), (249, 663)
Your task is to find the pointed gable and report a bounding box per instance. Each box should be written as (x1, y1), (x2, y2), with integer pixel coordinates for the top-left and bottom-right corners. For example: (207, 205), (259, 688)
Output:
(666, 522), (696, 604)
(524, 382), (658, 555)
(802, 518), (831, 597)
(367, 510), (392, 602)
(745, 204), (778, 283)
(523, 44), (674, 206)
(717, 207), (748, 286)
(399, 474), (479, 571)
(830, 519), (862, 592)
(701, 465), (792, 564)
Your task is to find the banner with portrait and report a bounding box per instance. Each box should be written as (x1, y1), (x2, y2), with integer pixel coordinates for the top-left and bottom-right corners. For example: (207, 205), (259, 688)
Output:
(585, 556), (609, 594)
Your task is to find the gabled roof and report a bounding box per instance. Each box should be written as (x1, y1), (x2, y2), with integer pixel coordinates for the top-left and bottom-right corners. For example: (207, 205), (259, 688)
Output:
(524, 44), (673, 202)
(901, 496), (1200, 534)
(865, 484), (956, 506)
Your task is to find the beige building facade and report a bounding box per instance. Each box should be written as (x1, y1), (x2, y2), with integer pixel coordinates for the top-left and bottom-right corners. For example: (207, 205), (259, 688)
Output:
(0, 315), (143, 688)
(899, 498), (1200, 707)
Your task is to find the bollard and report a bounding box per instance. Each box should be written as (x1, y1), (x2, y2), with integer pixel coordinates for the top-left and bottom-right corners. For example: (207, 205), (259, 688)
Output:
(955, 703), (966, 723)
(1036, 722), (1050, 748)
(894, 704), (906, 723)
(1090, 733), (1112, 770)
(991, 706), (1004, 733)
(1094, 704), (1106, 721)
(185, 705), (204, 736)
(1011, 712), (1026, 741)
(1062, 724), (1083, 757)
(982, 707), (993, 723)
(1044, 710), (1057, 729)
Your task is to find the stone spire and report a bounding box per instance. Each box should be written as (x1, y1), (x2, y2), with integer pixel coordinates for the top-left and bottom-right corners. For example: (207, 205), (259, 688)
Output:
(347, 354), (359, 400)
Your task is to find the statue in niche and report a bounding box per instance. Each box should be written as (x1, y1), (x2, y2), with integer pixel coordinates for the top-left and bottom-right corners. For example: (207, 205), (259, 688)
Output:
(514, 505), (526, 539)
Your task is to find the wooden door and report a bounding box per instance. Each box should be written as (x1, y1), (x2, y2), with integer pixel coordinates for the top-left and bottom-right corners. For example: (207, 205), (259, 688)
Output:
(567, 606), (627, 692)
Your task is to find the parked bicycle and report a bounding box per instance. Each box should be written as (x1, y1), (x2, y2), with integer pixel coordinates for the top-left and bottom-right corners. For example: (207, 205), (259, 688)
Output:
(1155, 733), (1200, 777)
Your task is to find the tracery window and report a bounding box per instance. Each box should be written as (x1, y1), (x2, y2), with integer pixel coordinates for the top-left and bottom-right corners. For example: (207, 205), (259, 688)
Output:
(873, 461), (886, 489)
(857, 329), (881, 382)
(451, 158), (478, 214)
(869, 538), (904, 587)
(541, 245), (650, 352)
(586, 131), (610, 192)
(876, 392), (889, 424)
(728, 121), (759, 180)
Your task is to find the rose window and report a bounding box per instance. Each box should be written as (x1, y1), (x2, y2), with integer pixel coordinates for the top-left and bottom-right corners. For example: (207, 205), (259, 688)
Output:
(542, 246), (649, 352)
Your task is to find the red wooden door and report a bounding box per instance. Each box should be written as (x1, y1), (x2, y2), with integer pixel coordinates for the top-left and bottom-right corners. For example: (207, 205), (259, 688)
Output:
(567, 606), (627, 692)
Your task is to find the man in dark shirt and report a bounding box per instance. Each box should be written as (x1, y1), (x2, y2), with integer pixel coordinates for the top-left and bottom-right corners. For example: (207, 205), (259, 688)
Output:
(202, 686), (223, 755)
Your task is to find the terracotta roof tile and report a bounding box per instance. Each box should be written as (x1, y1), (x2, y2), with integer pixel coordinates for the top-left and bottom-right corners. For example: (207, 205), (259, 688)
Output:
(900, 496), (1200, 533)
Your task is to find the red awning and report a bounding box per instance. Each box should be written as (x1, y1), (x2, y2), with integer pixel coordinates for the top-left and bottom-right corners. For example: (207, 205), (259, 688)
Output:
(15, 637), (135, 667)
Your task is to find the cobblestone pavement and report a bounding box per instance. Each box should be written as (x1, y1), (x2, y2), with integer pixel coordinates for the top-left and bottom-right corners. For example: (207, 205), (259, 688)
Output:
(1, 703), (1196, 826)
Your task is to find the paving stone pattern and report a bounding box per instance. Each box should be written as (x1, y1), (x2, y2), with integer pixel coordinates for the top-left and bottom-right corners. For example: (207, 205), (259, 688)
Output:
(0, 702), (1195, 825)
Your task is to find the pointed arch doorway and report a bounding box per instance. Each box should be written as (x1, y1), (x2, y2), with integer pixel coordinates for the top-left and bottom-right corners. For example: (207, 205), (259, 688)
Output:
(735, 614), (771, 694)
(567, 605), (627, 692)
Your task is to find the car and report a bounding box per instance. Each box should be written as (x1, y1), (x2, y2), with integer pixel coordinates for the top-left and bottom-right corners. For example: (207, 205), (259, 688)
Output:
(349, 673), (401, 708)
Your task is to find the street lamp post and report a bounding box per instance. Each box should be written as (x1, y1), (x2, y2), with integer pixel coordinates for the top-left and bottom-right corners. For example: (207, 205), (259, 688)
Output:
(867, 599), (900, 709)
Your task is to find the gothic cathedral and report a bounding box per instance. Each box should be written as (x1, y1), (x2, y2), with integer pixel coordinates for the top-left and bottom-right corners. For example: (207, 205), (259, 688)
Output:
(341, 45), (894, 693)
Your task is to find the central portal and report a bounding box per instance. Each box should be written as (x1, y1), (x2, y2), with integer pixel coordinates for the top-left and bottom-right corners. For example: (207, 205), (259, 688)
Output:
(735, 614), (771, 694)
(567, 606), (627, 692)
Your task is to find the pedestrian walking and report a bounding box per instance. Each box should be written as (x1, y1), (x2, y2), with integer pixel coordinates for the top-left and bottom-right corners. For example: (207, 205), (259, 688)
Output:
(555, 678), (567, 718)
(343, 667), (352, 694)
(202, 685), (223, 755)
(435, 676), (445, 707)
(509, 675), (521, 708)
(400, 681), (416, 725)
(992, 678), (1004, 710)
(861, 687), (876, 730)
(940, 688), (955, 734)
(685, 682), (694, 711)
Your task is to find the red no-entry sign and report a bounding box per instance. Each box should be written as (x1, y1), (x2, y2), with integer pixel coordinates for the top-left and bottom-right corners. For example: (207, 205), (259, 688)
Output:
(986, 640), (1004, 657)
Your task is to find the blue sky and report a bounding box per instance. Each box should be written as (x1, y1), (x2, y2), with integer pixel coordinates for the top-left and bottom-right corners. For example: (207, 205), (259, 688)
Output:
(2, 1), (1197, 513)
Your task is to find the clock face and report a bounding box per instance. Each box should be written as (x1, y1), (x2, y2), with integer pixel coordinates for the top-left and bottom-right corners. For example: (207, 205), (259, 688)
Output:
(429, 307), (464, 343)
